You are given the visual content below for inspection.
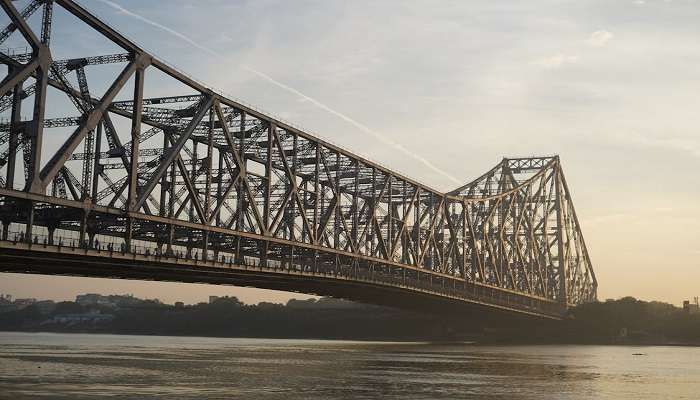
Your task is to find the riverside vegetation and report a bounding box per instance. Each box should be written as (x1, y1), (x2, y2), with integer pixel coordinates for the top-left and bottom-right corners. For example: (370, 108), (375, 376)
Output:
(0, 295), (698, 344)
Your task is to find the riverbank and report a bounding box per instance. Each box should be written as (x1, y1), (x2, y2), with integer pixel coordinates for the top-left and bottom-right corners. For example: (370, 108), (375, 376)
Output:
(1, 296), (698, 344)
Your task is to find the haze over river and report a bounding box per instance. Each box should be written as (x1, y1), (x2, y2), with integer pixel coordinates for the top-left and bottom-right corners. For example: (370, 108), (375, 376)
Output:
(0, 332), (698, 399)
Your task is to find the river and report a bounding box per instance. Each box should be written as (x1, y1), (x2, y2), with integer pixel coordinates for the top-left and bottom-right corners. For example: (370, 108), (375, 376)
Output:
(0, 332), (698, 399)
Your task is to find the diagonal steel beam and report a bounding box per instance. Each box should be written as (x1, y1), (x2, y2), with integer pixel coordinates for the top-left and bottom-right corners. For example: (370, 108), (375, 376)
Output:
(208, 174), (240, 225)
(39, 57), (144, 189)
(55, 0), (139, 52)
(176, 157), (206, 223)
(0, 58), (39, 98)
(133, 95), (212, 212)
(0, 0), (43, 46)
(389, 188), (419, 259)
(0, 0), (41, 49)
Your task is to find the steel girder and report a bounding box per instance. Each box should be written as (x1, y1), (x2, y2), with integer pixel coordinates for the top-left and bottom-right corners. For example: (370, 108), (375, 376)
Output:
(0, 0), (596, 318)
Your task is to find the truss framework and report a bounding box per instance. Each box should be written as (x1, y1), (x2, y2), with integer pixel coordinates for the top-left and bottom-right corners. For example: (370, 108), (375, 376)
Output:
(0, 0), (596, 317)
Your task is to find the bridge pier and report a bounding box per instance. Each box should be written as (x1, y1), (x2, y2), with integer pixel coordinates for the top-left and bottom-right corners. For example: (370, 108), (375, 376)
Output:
(125, 217), (134, 252)
(202, 230), (209, 261)
(165, 224), (174, 256)
(1, 218), (8, 241)
(79, 209), (87, 248)
(24, 200), (34, 244)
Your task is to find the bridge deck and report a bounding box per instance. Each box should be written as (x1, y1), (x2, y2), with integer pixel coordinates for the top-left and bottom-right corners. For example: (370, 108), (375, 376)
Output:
(0, 239), (565, 320)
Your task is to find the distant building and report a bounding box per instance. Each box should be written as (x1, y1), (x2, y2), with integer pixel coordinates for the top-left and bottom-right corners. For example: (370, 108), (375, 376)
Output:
(0, 294), (17, 313)
(286, 297), (368, 310)
(257, 302), (283, 310)
(13, 298), (36, 309)
(76, 293), (142, 309)
(46, 310), (114, 324)
(34, 300), (56, 315)
(683, 298), (699, 314)
(174, 301), (185, 308)
(76, 293), (112, 307)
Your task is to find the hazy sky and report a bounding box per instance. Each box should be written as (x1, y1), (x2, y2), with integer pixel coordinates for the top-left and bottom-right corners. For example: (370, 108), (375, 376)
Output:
(2, 0), (699, 305)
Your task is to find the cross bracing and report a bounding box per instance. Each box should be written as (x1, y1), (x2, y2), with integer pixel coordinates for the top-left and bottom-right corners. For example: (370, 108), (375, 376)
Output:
(0, 0), (596, 319)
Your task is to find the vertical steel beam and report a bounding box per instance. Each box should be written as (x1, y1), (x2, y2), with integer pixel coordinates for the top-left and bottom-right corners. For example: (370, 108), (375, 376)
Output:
(204, 106), (214, 223)
(237, 111), (245, 232)
(127, 67), (145, 211)
(25, 49), (51, 194)
(554, 161), (567, 305)
(387, 176), (392, 256)
(333, 152), (340, 249)
(40, 0), (53, 46)
(290, 132), (298, 240)
(264, 122), (273, 231)
(125, 66), (145, 250)
(352, 160), (359, 250)
(5, 64), (22, 189)
(159, 133), (168, 217)
(184, 143), (196, 223)
(313, 144), (320, 244)
(91, 121), (102, 200)
(215, 149), (223, 227)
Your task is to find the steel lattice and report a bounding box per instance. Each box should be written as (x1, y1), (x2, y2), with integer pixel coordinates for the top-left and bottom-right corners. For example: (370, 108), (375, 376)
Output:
(0, 0), (596, 319)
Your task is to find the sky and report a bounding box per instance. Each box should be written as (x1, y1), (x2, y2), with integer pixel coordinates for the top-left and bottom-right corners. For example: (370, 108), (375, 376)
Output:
(1, 0), (699, 305)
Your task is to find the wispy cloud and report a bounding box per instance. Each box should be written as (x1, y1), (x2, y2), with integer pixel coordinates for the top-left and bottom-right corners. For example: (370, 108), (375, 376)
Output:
(94, 0), (461, 185)
(586, 30), (614, 47)
(535, 54), (579, 69)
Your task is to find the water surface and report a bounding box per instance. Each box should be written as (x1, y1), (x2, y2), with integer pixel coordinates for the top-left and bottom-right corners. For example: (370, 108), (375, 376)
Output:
(1, 332), (698, 399)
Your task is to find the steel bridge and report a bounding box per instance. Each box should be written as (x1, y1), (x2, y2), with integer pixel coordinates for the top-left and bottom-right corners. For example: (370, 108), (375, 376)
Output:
(0, 0), (597, 320)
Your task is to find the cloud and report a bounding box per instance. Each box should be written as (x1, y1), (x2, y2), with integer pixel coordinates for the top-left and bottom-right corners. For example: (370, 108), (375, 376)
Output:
(586, 30), (614, 47)
(94, 0), (462, 186)
(535, 54), (579, 69)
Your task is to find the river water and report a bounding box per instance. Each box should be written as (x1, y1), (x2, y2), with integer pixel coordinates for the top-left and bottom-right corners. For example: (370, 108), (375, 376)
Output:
(0, 332), (698, 399)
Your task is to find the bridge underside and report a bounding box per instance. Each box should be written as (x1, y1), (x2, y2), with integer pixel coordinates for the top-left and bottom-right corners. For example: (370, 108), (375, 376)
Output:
(0, 0), (597, 320)
(0, 241), (564, 320)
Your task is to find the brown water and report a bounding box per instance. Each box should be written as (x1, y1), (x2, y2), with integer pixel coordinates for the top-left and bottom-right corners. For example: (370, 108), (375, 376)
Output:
(0, 332), (699, 399)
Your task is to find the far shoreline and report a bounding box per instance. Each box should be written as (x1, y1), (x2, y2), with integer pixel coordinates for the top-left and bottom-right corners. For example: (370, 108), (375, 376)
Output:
(2, 330), (699, 347)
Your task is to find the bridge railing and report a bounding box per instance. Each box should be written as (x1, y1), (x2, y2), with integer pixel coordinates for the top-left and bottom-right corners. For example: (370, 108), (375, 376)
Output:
(0, 224), (565, 318)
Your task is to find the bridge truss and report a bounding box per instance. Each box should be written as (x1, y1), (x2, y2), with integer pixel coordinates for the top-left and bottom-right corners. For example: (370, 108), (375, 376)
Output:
(0, 0), (596, 319)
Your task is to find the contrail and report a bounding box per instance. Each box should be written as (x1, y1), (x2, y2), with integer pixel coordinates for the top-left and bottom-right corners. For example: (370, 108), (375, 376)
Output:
(242, 66), (461, 184)
(94, 0), (462, 185)
(96, 0), (218, 57)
